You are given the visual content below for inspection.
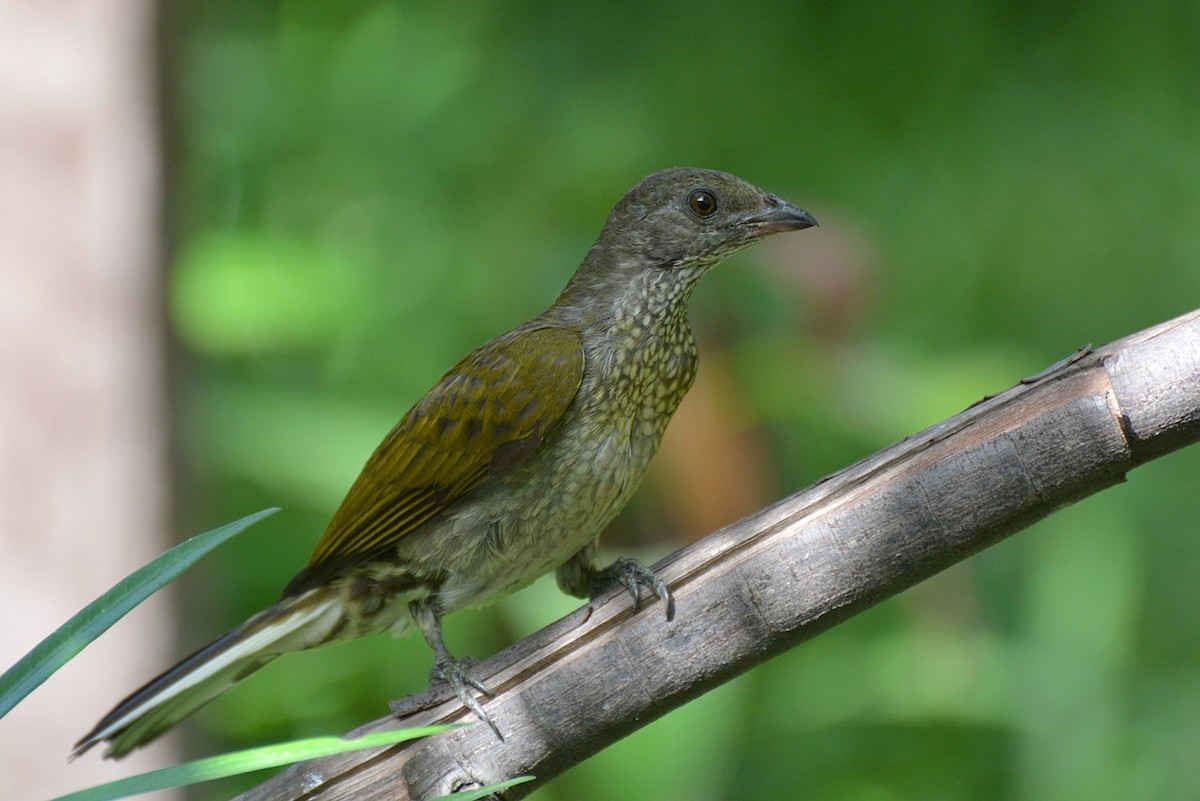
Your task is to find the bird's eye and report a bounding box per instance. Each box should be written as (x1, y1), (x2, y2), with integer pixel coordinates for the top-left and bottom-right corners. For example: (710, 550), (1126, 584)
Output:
(688, 189), (718, 218)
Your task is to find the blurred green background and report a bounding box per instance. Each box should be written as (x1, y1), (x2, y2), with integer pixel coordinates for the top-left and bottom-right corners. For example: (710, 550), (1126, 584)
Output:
(161, 2), (1200, 799)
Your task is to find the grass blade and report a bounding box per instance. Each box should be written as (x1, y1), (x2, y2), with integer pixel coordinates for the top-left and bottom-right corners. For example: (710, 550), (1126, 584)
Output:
(0, 508), (280, 719)
(49, 726), (456, 801)
(442, 776), (536, 800)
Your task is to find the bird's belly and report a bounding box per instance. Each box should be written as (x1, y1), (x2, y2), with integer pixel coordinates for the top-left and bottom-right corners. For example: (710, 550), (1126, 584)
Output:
(432, 424), (658, 611)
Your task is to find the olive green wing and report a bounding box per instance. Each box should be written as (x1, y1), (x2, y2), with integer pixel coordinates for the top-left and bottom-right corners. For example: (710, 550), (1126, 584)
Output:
(291, 324), (583, 591)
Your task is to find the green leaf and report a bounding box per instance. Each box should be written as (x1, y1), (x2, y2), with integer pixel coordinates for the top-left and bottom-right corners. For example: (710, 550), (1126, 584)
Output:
(442, 776), (536, 800)
(49, 726), (457, 801)
(0, 508), (280, 720)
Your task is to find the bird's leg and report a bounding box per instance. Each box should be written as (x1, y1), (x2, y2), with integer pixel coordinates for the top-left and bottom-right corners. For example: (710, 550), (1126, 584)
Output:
(557, 544), (675, 621)
(409, 598), (502, 739)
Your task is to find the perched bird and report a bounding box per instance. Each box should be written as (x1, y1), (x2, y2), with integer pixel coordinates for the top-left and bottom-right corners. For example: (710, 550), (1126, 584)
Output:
(75, 167), (817, 758)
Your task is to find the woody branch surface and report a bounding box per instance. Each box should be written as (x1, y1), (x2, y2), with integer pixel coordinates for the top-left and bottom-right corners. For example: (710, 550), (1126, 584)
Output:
(236, 308), (1200, 801)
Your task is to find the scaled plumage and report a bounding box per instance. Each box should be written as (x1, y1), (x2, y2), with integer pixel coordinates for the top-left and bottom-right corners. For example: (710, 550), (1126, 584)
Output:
(76, 168), (816, 757)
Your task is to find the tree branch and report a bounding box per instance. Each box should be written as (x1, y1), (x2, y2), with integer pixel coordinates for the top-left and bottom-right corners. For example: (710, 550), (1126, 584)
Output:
(234, 308), (1200, 801)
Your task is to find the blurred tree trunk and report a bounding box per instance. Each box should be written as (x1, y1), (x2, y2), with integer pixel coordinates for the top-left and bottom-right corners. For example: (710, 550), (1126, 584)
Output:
(0, 0), (173, 796)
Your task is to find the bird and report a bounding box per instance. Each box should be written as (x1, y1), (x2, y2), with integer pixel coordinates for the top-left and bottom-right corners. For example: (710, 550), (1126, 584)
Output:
(75, 167), (817, 758)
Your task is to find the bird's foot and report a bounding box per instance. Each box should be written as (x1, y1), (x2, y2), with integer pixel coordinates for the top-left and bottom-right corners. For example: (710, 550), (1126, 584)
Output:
(594, 557), (675, 621)
(430, 656), (502, 739)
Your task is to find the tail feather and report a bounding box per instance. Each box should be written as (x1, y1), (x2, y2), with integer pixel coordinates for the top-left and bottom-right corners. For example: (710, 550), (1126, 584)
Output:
(74, 591), (344, 759)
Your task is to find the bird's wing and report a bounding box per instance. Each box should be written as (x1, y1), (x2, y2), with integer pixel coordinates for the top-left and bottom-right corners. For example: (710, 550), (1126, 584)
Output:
(292, 324), (584, 591)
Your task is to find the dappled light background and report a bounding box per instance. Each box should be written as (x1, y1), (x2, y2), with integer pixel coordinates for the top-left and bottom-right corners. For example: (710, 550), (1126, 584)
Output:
(163, 4), (1200, 800)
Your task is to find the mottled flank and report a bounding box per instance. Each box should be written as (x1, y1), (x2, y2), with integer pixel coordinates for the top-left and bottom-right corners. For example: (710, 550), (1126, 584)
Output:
(76, 168), (816, 757)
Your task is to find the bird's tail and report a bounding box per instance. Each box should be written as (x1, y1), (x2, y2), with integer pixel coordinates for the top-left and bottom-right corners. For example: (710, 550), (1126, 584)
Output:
(74, 590), (346, 759)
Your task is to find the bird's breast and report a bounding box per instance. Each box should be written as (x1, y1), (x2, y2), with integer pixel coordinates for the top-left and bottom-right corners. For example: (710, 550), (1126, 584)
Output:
(595, 301), (699, 435)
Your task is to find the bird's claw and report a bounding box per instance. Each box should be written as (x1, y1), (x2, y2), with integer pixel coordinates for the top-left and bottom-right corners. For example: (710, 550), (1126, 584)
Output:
(430, 657), (502, 739)
(600, 557), (675, 621)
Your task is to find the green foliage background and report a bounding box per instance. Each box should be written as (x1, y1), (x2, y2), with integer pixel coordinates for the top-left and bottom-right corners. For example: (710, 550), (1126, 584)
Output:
(163, 3), (1200, 799)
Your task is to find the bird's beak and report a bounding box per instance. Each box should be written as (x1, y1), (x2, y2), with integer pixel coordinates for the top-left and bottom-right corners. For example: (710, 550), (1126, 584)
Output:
(742, 196), (818, 235)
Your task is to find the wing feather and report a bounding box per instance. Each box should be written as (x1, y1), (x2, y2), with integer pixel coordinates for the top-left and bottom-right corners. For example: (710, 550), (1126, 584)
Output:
(286, 325), (583, 594)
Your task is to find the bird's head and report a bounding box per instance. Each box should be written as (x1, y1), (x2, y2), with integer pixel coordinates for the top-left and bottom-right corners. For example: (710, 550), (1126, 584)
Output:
(552, 168), (816, 321)
(596, 167), (817, 272)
